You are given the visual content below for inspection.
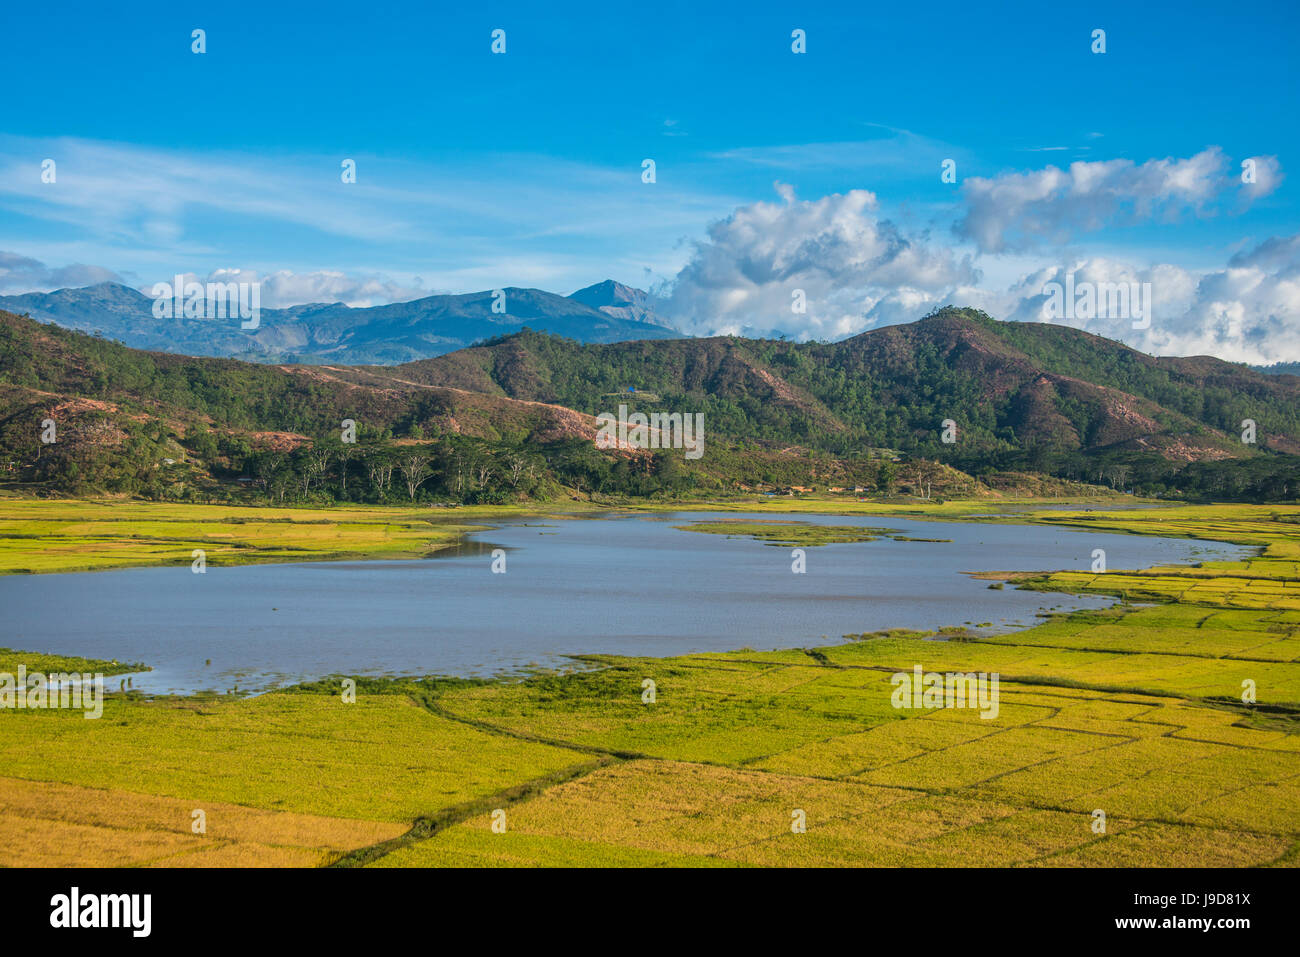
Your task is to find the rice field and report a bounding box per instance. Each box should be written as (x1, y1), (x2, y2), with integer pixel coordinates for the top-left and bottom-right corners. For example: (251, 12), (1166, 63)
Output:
(0, 499), (1297, 866)
(0, 496), (566, 575)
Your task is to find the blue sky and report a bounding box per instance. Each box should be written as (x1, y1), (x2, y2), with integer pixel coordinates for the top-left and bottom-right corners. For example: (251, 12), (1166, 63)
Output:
(1, 0), (1297, 359)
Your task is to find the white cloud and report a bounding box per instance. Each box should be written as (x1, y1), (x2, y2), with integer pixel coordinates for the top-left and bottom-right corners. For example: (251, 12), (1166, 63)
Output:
(183, 269), (433, 309)
(1228, 233), (1300, 271)
(656, 183), (976, 339)
(0, 255), (433, 308)
(4, 143), (1296, 363)
(955, 148), (1261, 253)
(0, 135), (739, 295)
(0, 251), (124, 293)
(981, 239), (1300, 363)
(651, 167), (1300, 361)
(1239, 155), (1284, 206)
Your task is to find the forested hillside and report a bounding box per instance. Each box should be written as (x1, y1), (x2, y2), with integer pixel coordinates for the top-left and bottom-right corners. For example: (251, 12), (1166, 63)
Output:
(2, 305), (1297, 504)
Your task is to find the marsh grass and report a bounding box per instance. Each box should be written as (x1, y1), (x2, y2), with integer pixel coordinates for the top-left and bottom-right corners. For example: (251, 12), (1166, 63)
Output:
(1, 499), (1298, 866)
(675, 519), (896, 546)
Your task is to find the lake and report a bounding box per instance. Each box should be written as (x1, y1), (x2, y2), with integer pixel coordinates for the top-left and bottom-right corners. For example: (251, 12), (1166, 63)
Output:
(0, 510), (1252, 695)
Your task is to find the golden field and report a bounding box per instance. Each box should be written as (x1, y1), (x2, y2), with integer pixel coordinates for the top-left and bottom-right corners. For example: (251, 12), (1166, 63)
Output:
(0, 499), (1296, 866)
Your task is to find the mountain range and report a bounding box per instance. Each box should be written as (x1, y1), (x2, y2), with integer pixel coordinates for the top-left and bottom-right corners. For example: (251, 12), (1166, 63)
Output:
(333, 309), (1300, 462)
(4, 302), (1298, 475)
(0, 281), (679, 365)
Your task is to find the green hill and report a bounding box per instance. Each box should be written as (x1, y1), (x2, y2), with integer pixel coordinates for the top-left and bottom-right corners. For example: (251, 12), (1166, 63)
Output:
(2, 305), (1297, 503)
(346, 307), (1300, 461)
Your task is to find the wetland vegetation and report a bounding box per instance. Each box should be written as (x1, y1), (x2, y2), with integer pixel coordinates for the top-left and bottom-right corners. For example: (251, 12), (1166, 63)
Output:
(1, 498), (1295, 866)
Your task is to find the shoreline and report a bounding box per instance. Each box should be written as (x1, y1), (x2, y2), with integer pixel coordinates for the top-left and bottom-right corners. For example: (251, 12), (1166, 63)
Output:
(0, 499), (1278, 701)
(0, 492), (1230, 578)
(0, 500), (1296, 867)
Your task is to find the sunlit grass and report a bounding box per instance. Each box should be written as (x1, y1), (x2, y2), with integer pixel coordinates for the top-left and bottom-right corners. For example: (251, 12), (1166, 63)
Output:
(0, 497), (567, 574)
(1, 498), (1297, 866)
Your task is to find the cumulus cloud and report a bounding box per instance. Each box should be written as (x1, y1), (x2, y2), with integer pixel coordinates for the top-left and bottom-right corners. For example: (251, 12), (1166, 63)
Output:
(955, 148), (1256, 253)
(651, 169), (1300, 362)
(656, 183), (976, 339)
(0, 251), (124, 294)
(1238, 155), (1284, 206)
(5, 145), (1297, 363)
(980, 237), (1300, 364)
(1156, 244), (1300, 363)
(1227, 232), (1299, 271)
(655, 149), (1290, 352)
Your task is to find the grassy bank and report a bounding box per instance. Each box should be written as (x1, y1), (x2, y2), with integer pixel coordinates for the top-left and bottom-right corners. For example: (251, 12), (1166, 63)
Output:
(674, 519), (900, 546)
(0, 491), (1126, 576)
(0, 500), (1296, 866)
(0, 497), (603, 575)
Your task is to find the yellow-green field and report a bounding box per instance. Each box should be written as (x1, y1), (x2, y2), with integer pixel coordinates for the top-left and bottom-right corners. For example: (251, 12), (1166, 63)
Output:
(0, 498), (1297, 866)
(0, 492), (1109, 576)
(0, 497), (575, 575)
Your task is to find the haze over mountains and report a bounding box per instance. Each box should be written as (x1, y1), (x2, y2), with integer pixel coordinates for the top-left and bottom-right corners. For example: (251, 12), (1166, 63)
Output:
(0, 280), (679, 365)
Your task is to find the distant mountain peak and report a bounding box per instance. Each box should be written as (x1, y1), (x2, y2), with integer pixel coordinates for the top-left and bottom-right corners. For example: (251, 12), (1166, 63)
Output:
(568, 280), (676, 331)
(51, 281), (150, 302)
(570, 279), (641, 305)
(0, 280), (680, 365)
